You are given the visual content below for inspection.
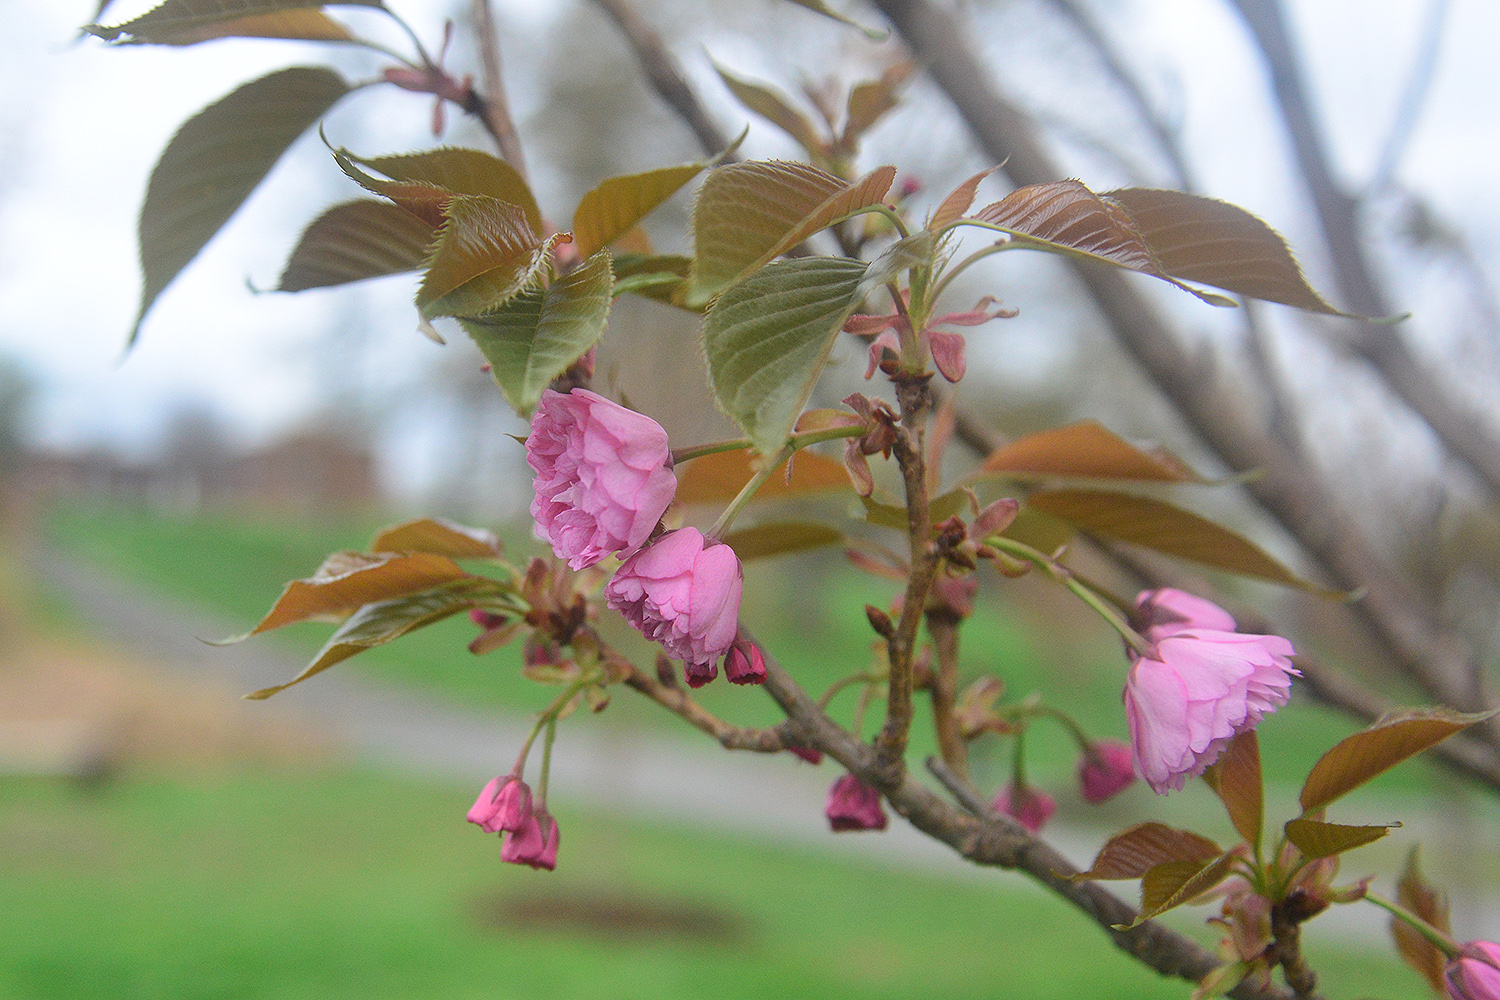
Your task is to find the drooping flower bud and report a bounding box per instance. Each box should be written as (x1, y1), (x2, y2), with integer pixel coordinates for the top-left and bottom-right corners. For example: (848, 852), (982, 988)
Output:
(466, 775), (533, 834)
(993, 783), (1056, 834)
(825, 774), (887, 832)
(725, 635), (766, 685)
(1077, 740), (1136, 803)
(501, 810), (560, 871)
(1447, 941), (1500, 1000)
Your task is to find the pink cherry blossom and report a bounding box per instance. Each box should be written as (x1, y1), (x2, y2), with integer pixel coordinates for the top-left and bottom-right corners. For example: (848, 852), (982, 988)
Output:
(1077, 740), (1137, 804)
(527, 388), (676, 571)
(1136, 587), (1238, 637)
(605, 527), (742, 676)
(993, 783), (1056, 833)
(825, 774), (887, 832)
(1125, 604), (1298, 793)
(724, 635), (766, 686)
(1448, 941), (1500, 1000)
(501, 810), (559, 871)
(466, 775), (533, 834)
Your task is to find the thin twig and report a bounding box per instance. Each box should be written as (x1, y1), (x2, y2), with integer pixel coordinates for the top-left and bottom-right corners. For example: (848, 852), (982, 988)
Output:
(469, 0), (528, 178)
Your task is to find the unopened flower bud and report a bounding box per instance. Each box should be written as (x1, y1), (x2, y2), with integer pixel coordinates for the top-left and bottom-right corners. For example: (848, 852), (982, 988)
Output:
(993, 783), (1056, 834)
(501, 810), (559, 871)
(725, 636), (767, 685)
(467, 775), (533, 834)
(1077, 740), (1136, 803)
(825, 774), (887, 832)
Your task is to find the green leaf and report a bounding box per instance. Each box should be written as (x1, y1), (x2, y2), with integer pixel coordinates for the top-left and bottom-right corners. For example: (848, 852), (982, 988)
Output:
(573, 162), (709, 260)
(1283, 818), (1396, 860)
(858, 231), (934, 298)
(345, 146), (541, 238)
(723, 521), (844, 560)
(1075, 821), (1221, 881)
(779, 0), (888, 39)
(418, 196), (552, 319)
(711, 60), (827, 159)
(461, 249), (614, 414)
(967, 180), (1234, 308)
(1392, 847), (1451, 994)
(1299, 707), (1497, 814)
(1024, 489), (1333, 593)
(86, 0), (383, 44)
(982, 421), (1209, 483)
(702, 256), (868, 454)
(370, 517), (504, 559)
(1202, 730), (1264, 852)
(1106, 187), (1351, 316)
(245, 580), (490, 700)
(333, 148), (452, 228)
(1131, 852), (1237, 926)
(227, 550), (472, 638)
(130, 66), (351, 345)
(689, 160), (893, 305)
(277, 199), (434, 291)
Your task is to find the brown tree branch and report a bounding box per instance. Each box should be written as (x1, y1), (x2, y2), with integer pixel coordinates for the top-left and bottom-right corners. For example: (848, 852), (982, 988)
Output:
(1226, 0), (1500, 500)
(469, 0), (527, 178)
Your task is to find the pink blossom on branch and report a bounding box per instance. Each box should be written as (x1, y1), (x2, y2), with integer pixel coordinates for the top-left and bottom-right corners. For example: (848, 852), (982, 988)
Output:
(993, 783), (1056, 833)
(527, 388), (677, 571)
(605, 527), (742, 682)
(825, 774), (887, 831)
(501, 810), (560, 871)
(1077, 740), (1136, 803)
(1136, 587), (1238, 637)
(1448, 941), (1500, 1000)
(1124, 590), (1298, 794)
(466, 775), (533, 834)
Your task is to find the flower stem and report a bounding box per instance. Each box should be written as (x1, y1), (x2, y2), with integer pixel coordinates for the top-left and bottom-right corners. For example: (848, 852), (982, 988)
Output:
(538, 715), (557, 807)
(985, 536), (1155, 657)
(707, 442), (794, 539)
(1364, 891), (1462, 957)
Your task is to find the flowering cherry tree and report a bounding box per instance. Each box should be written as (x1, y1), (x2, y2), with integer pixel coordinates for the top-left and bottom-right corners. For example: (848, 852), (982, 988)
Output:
(81, 0), (1500, 997)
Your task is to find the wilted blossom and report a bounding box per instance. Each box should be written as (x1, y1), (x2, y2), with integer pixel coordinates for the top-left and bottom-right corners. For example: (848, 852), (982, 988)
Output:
(724, 635), (767, 686)
(527, 388), (676, 571)
(993, 783), (1056, 834)
(1125, 589), (1299, 794)
(605, 527), (742, 682)
(1448, 942), (1500, 1000)
(1077, 740), (1137, 804)
(467, 775), (533, 834)
(501, 810), (560, 871)
(826, 774), (888, 832)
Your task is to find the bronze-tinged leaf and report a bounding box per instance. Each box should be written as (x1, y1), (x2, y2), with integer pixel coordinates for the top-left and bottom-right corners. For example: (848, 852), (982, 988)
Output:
(929, 167), (997, 232)
(234, 550), (471, 637)
(1024, 489), (1332, 593)
(86, 0), (383, 44)
(130, 66), (351, 345)
(333, 148), (452, 227)
(573, 162), (709, 260)
(370, 517), (503, 559)
(1284, 818), (1396, 860)
(711, 60), (827, 158)
(417, 196), (550, 319)
(755, 165), (897, 273)
(1133, 852), (1237, 925)
(277, 199), (434, 291)
(245, 580), (489, 700)
(1106, 187), (1348, 316)
(840, 61), (914, 147)
(1203, 730), (1263, 851)
(1393, 847), (1451, 994)
(970, 180), (1233, 307)
(1300, 707), (1497, 814)
(981, 421), (1207, 483)
(723, 521), (844, 560)
(1075, 821), (1221, 881)
(676, 448), (851, 506)
(121, 9), (356, 44)
(350, 146), (541, 238)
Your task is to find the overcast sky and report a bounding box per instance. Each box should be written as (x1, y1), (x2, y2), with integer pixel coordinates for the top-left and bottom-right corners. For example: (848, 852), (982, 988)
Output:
(1, 0), (1495, 494)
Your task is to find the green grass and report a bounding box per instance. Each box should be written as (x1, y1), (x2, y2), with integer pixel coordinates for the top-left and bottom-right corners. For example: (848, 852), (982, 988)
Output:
(0, 765), (1426, 1000)
(40, 500), (1456, 797)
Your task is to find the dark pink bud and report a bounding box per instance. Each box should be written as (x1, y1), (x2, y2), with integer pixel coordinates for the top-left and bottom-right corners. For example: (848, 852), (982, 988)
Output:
(725, 636), (766, 685)
(469, 608), (507, 631)
(899, 176), (922, 198)
(501, 810), (559, 871)
(684, 660), (719, 688)
(993, 783), (1056, 834)
(825, 774), (887, 832)
(467, 776), (533, 834)
(971, 497), (1019, 539)
(788, 745), (823, 765)
(1077, 740), (1136, 803)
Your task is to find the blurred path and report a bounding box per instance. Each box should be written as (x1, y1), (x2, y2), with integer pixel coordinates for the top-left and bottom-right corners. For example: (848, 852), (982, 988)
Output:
(23, 546), (1500, 942)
